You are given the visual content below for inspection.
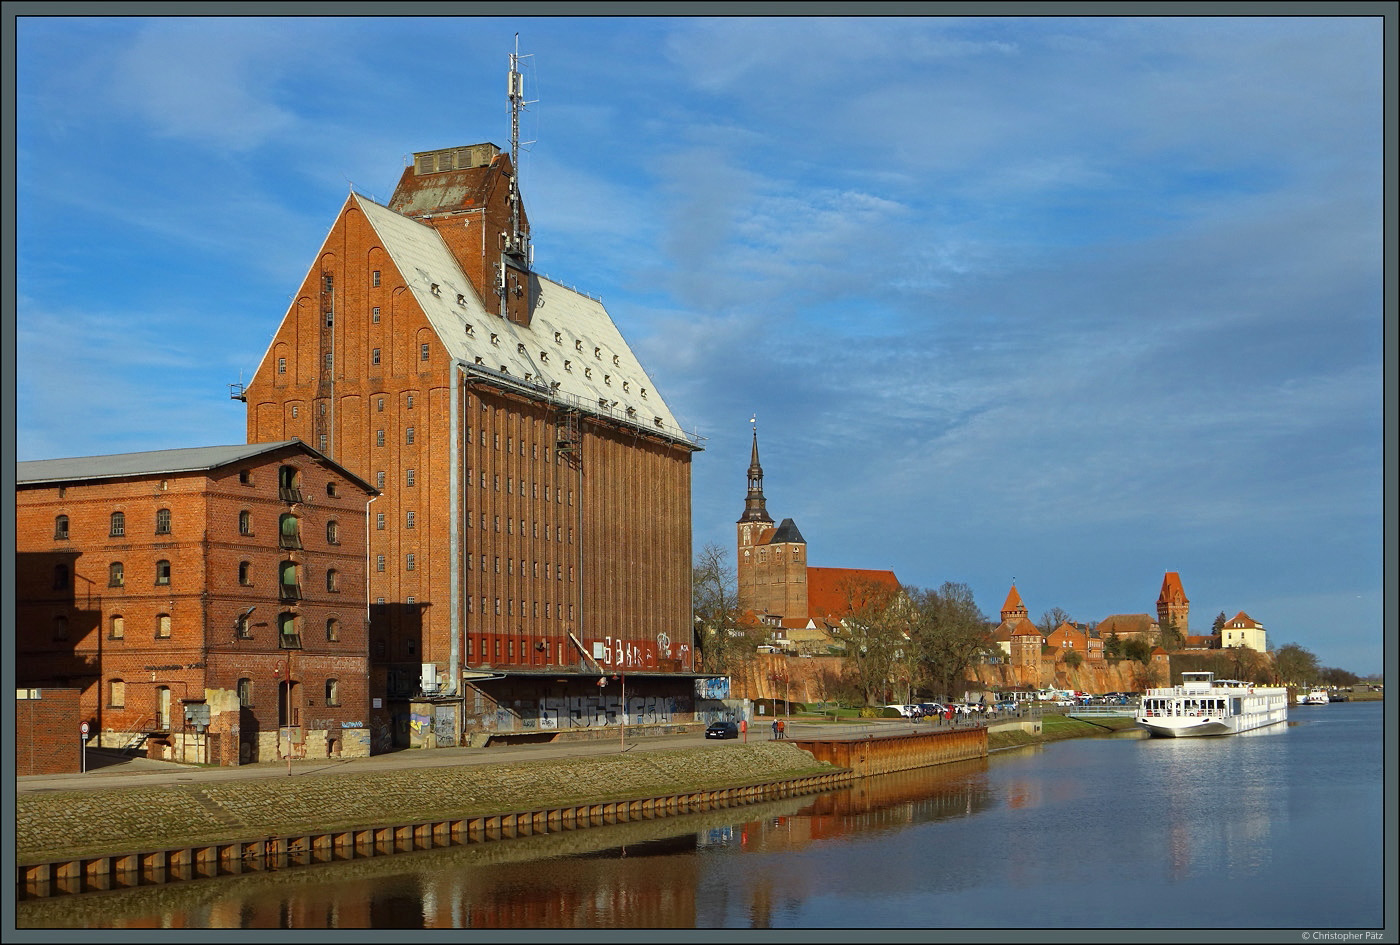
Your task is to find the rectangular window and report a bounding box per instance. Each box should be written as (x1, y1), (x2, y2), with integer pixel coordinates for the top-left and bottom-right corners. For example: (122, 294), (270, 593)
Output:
(406, 427), (415, 445)
(377, 398), (385, 412)
(406, 469), (415, 487)
(376, 555), (385, 572)
(407, 394), (414, 409)
(372, 270), (381, 287)
(372, 348), (381, 365)
(406, 511), (416, 528)
(318, 434), (328, 452)
(376, 471), (385, 489)
(324, 352), (333, 371)
(420, 343), (430, 361)
(377, 512), (385, 530)
(325, 310), (333, 328)
(278, 358), (286, 374)
(372, 306), (380, 323)
(406, 553), (416, 571)
(376, 430), (385, 447)
(155, 560), (171, 585)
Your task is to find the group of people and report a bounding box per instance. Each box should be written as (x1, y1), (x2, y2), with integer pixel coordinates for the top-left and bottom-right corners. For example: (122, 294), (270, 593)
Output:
(770, 719), (787, 739)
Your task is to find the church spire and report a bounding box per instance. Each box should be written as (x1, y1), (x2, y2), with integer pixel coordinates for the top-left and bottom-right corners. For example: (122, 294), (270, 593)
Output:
(738, 428), (773, 524)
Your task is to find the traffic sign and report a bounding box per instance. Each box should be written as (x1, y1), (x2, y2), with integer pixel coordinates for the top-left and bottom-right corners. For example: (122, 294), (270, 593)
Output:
(80, 721), (89, 735)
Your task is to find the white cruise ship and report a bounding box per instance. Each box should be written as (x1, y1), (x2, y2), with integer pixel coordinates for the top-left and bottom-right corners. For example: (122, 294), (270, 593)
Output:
(1137, 671), (1288, 737)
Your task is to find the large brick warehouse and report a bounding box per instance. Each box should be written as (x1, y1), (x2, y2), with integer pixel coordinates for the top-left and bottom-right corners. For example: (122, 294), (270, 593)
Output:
(15, 441), (378, 764)
(242, 142), (706, 747)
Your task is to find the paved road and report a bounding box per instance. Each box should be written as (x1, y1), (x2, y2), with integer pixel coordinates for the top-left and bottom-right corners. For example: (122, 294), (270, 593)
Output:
(17, 718), (980, 794)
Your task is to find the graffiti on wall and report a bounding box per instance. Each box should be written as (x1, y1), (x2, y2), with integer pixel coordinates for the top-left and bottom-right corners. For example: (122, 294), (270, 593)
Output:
(538, 694), (676, 728)
(696, 677), (731, 700)
(591, 635), (692, 670)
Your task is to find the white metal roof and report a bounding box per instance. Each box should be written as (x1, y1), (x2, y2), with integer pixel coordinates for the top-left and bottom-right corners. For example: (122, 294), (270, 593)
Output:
(353, 194), (697, 447)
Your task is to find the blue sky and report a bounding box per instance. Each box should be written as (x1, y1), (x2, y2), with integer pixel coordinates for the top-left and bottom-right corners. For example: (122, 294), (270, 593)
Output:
(12, 14), (1389, 675)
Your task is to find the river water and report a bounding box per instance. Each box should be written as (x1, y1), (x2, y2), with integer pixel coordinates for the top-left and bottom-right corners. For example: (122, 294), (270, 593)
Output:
(15, 702), (1387, 932)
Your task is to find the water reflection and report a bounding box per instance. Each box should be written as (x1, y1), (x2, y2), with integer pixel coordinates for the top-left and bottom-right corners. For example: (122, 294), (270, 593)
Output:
(18, 759), (994, 929)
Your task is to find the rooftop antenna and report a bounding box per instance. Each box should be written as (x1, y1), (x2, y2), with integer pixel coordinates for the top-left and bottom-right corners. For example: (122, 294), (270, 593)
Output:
(508, 33), (536, 264)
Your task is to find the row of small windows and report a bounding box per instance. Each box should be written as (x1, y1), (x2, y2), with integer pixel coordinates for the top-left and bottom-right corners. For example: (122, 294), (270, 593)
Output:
(465, 598), (575, 620)
(55, 510), (174, 540)
(375, 427), (415, 447)
(469, 556), (574, 579)
(106, 676), (343, 709)
(50, 561), (175, 591)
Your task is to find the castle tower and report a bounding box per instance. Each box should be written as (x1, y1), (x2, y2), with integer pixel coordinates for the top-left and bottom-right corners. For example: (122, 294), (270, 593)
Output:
(1001, 584), (1029, 624)
(1157, 571), (1190, 637)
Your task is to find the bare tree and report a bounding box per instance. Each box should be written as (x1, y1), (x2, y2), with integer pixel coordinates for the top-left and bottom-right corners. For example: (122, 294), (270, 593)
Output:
(692, 543), (761, 675)
(825, 575), (905, 706)
(1037, 606), (1071, 636)
(908, 582), (995, 702)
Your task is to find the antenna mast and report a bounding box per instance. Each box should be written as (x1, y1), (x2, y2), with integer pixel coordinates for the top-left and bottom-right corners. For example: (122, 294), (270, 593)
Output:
(508, 34), (535, 264)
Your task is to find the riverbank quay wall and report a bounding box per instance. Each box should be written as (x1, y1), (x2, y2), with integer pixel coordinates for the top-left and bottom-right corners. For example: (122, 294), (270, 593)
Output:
(17, 728), (988, 900)
(790, 726), (986, 777)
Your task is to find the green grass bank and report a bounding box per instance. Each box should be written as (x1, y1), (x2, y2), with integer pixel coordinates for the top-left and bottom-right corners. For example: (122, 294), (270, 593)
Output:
(16, 742), (833, 863)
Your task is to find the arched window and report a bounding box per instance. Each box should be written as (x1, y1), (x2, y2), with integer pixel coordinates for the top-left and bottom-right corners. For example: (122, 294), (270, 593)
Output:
(239, 561), (252, 586)
(53, 563), (70, 590)
(237, 678), (253, 707)
(325, 678), (340, 706)
(278, 612), (303, 649)
(54, 515), (69, 540)
(155, 559), (171, 585)
(326, 482), (338, 498)
(326, 617), (340, 642)
(110, 614), (124, 639)
(279, 560), (301, 601)
(326, 519), (340, 544)
(109, 511), (125, 537)
(156, 613), (172, 638)
(278, 465), (302, 503)
(238, 510), (252, 535)
(326, 569), (340, 592)
(279, 514), (301, 549)
(236, 610), (254, 639)
(107, 561), (123, 587)
(155, 508), (171, 535)
(109, 679), (125, 708)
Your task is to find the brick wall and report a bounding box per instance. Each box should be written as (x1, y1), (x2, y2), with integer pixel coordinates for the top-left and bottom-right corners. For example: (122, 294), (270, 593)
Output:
(15, 688), (82, 776)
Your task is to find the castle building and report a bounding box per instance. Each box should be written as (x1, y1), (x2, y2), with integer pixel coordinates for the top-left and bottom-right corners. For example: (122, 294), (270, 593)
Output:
(1157, 570), (1190, 636)
(1220, 611), (1267, 651)
(15, 441), (377, 764)
(734, 430), (898, 653)
(992, 585), (1044, 671)
(242, 141), (702, 745)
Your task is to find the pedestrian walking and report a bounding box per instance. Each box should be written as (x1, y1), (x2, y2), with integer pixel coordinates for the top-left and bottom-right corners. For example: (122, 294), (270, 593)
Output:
(771, 719), (779, 740)
(777, 719), (786, 740)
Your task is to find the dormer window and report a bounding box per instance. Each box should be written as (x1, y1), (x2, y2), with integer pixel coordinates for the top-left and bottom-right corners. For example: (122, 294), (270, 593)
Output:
(490, 333), (500, 346)
(430, 283), (441, 296)
(604, 374), (611, 385)
(626, 406), (636, 418)
(622, 381), (630, 392)
(612, 355), (620, 366)
(654, 417), (664, 427)
(564, 360), (572, 371)
(554, 331), (562, 343)
(575, 340), (583, 352)
(517, 343), (527, 354)
(641, 388), (648, 398)
(540, 351), (549, 362)
(457, 294), (466, 305)
(474, 356), (484, 364)
(594, 347), (602, 359)
(584, 367), (593, 378)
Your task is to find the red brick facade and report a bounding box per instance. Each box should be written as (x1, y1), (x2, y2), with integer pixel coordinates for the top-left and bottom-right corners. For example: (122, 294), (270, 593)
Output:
(15, 688), (82, 775)
(16, 442), (375, 764)
(243, 144), (699, 744)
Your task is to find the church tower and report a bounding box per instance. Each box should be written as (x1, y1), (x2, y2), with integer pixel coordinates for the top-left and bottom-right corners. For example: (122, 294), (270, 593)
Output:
(735, 429), (807, 621)
(1157, 571), (1190, 637)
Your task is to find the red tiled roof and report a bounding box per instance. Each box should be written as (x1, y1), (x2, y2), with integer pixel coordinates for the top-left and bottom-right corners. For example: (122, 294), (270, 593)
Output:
(1096, 614), (1157, 634)
(806, 567), (900, 621)
(1158, 570), (1189, 604)
(1002, 584), (1025, 613)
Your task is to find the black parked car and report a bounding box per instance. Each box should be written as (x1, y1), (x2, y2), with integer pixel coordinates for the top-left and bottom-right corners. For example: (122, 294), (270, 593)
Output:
(705, 721), (740, 739)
